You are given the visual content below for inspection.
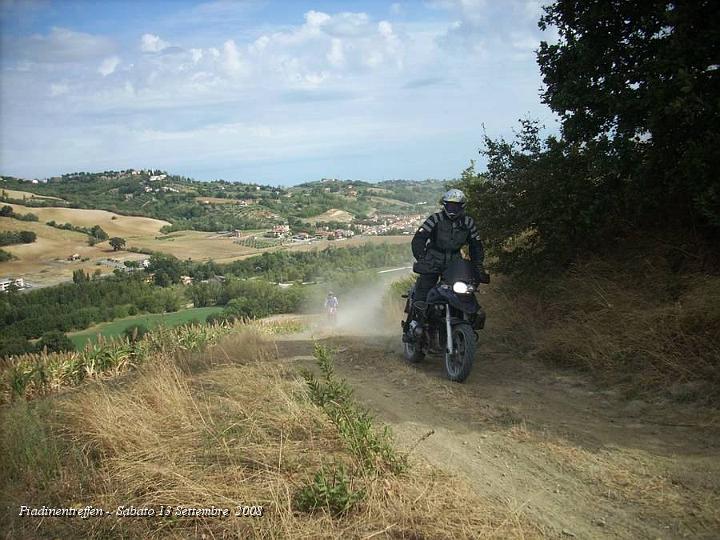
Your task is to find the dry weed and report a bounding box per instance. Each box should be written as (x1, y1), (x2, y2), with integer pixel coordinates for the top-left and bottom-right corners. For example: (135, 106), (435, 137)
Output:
(487, 254), (720, 401)
(1, 330), (540, 539)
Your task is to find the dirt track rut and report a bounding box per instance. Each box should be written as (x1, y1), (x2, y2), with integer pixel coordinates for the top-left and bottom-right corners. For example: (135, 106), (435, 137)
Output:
(275, 328), (720, 540)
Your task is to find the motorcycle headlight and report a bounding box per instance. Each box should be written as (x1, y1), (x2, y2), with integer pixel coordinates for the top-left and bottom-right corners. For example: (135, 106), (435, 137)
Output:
(452, 281), (469, 294)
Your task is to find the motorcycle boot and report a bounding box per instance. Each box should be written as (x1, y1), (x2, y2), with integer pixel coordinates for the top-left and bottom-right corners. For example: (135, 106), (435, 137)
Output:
(402, 301), (428, 343)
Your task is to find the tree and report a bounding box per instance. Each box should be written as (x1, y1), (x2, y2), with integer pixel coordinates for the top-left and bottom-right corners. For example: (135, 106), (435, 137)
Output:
(73, 269), (90, 284)
(537, 0), (720, 229)
(37, 331), (75, 354)
(188, 281), (222, 307)
(460, 121), (610, 273)
(109, 237), (126, 251)
(19, 230), (36, 243)
(90, 225), (108, 241)
(0, 205), (14, 217)
(147, 253), (182, 286)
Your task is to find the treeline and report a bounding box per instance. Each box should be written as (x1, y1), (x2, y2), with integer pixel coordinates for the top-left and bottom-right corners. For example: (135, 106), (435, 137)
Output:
(195, 280), (304, 322)
(219, 243), (411, 282)
(0, 230), (36, 246)
(0, 191), (65, 208)
(0, 205), (38, 222)
(0, 273), (181, 342)
(459, 0), (719, 275)
(145, 243), (411, 285)
(46, 221), (108, 244)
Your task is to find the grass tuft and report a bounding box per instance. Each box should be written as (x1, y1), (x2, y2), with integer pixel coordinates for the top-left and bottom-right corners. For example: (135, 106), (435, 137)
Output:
(294, 464), (365, 516)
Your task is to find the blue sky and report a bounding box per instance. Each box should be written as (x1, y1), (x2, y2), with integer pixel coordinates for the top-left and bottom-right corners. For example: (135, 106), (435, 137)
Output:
(0, 0), (558, 185)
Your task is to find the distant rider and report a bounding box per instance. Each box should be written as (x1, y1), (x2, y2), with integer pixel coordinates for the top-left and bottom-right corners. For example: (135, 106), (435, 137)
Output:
(325, 292), (339, 313)
(405, 189), (488, 339)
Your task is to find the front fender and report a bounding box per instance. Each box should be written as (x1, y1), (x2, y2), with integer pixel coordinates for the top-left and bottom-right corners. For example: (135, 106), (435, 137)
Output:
(431, 286), (479, 314)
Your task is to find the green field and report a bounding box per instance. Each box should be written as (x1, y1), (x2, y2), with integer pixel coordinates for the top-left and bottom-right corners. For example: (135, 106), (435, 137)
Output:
(69, 306), (224, 348)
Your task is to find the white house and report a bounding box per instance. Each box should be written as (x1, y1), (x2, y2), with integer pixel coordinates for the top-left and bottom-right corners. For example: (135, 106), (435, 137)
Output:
(0, 277), (25, 292)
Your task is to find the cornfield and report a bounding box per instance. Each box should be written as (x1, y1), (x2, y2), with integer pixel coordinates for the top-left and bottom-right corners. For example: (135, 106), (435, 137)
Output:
(0, 320), (240, 404)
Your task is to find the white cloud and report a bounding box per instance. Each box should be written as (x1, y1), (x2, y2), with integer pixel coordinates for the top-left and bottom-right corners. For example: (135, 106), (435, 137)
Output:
(140, 33), (170, 53)
(305, 10), (331, 28)
(323, 12), (370, 37)
(511, 34), (539, 50)
(428, 0), (487, 25)
(15, 26), (115, 63)
(49, 82), (69, 96)
(327, 38), (345, 67)
(250, 35), (270, 54)
(190, 48), (203, 63)
(98, 55), (120, 76)
(221, 39), (246, 76)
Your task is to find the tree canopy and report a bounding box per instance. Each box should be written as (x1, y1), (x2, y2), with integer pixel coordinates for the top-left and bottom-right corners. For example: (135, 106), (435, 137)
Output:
(462, 0), (720, 274)
(537, 0), (720, 228)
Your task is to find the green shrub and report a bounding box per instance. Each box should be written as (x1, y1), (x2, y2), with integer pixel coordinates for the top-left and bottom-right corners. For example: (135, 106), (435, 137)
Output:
(302, 344), (406, 474)
(0, 337), (35, 358)
(123, 324), (148, 343)
(36, 331), (74, 354)
(294, 465), (365, 516)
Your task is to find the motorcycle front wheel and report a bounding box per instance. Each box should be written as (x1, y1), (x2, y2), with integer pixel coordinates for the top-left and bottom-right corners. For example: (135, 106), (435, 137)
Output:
(445, 323), (476, 382)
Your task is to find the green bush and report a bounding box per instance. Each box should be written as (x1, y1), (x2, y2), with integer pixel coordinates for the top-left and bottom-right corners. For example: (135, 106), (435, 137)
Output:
(36, 331), (74, 354)
(0, 248), (13, 262)
(0, 337), (35, 358)
(123, 324), (148, 343)
(301, 344), (406, 474)
(294, 465), (365, 516)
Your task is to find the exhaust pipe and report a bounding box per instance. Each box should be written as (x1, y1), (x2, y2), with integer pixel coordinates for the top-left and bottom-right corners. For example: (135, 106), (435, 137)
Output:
(445, 304), (453, 354)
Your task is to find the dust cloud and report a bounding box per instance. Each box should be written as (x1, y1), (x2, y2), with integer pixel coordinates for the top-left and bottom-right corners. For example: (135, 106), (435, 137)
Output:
(310, 268), (413, 337)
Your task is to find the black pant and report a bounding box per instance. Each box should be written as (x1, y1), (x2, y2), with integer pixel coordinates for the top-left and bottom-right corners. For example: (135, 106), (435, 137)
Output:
(414, 273), (440, 304)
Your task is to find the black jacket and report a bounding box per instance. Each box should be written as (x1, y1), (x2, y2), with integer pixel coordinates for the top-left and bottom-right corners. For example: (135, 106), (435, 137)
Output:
(411, 210), (484, 274)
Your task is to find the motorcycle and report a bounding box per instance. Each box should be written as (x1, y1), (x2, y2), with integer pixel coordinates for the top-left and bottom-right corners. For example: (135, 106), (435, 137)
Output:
(401, 259), (487, 382)
(326, 305), (338, 326)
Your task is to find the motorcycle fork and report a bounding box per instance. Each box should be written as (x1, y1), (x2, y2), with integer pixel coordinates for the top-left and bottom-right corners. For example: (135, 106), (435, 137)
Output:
(445, 304), (453, 354)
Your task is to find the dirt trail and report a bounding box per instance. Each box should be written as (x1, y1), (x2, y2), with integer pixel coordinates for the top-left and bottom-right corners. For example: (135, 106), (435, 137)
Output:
(274, 315), (720, 539)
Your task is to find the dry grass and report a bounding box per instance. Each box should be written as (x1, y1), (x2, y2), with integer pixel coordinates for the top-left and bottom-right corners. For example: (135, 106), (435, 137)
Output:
(506, 428), (720, 533)
(5, 203), (169, 237)
(1, 189), (64, 201)
(129, 230), (262, 261)
(0, 204), (165, 286)
(129, 231), (408, 263)
(308, 209), (354, 224)
(0, 217), (144, 286)
(485, 251), (720, 402)
(1, 327), (537, 539)
(503, 406), (720, 535)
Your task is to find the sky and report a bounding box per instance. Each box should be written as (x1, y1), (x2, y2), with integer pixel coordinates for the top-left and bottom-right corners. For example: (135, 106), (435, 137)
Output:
(0, 0), (558, 185)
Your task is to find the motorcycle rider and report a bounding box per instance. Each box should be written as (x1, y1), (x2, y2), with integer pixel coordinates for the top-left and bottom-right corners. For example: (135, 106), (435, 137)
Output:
(405, 188), (488, 339)
(324, 291), (339, 312)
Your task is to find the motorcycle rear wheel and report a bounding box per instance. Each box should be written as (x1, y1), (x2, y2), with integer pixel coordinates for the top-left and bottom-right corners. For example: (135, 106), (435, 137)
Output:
(445, 323), (475, 382)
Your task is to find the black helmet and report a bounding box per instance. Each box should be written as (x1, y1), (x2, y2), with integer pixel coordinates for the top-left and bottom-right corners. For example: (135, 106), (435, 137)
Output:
(441, 189), (466, 220)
